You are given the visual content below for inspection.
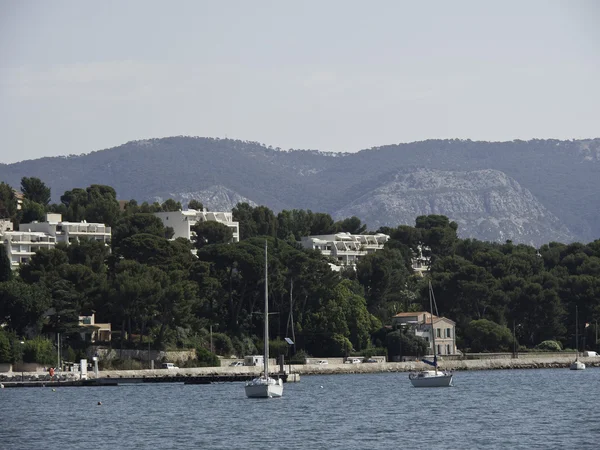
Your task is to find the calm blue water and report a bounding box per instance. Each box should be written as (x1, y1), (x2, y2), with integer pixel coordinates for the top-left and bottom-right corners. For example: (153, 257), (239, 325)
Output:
(1, 369), (599, 449)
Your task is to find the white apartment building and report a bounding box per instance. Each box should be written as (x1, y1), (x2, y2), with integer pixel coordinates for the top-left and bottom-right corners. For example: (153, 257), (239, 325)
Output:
(154, 209), (240, 243)
(1, 214), (111, 270)
(20, 213), (111, 245)
(391, 311), (456, 356)
(1, 231), (57, 269)
(300, 232), (390, 268)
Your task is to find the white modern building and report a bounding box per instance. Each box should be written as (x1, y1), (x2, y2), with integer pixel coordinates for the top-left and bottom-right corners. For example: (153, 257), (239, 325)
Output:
(411, 245), (431, 276)
(154, 209), (240, 243)
(1, 231), (57, 269)
(391, 311), (456, 356)
(0, 219), (13, 233)
(19, 213), (111, 245)
(300, 232), (390, 268)
(1, 213), (111, 270)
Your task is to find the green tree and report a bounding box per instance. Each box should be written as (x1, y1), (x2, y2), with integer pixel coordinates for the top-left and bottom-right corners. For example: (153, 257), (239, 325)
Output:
(58, 185), (120, 226)
(464, 319), (514, 352)
(232, 203), (258, 240)
(22, 337), (56, 364)
(20, 177), (51, 206)
(334, 216), (367, 234)
(195, 346), (220, 366)
(192, 221), (234, 250)
(111, 213), (166, 248)
(0, 280), (51, 336)
(0, 182), (18, 220)
(386, 328), (428, 359)
(0, 245), (12, 282)
(20, 199), (47, 223)
(161, 199), (182, 212)
(0, 328), (12, 363)
(188, 199), (204, 211)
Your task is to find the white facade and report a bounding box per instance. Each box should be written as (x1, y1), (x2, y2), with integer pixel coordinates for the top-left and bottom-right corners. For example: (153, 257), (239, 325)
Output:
(411, 245), (431, 276)
(0, 219), (13, 233)
(1, 213), (111, 270)
(154, 209), (240, 243)
(300, 232), (389, 268)
(392, 312), (457, 355)
(1, 231), (57, 269)
(19, 213), (111, 245)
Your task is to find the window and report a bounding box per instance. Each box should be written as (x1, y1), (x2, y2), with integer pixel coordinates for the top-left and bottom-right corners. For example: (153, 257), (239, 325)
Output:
(446, 328), (451, 338)
(446, 344), (451, 355)
(436, 328), (441, 338)
(437, 345), (441, 355)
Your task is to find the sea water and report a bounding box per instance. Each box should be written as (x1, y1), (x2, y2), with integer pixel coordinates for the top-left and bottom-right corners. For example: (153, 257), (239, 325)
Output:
(1, 368), (599, 449)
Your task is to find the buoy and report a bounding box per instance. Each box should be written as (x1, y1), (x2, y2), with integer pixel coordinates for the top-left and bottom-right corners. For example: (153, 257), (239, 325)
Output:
(97, 401), (102, 406)
(320, 385), (324, 389)
(52, 388), (56, 392)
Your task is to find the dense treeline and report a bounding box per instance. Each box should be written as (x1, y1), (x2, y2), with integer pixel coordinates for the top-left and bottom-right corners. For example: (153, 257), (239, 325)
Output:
(1, 178), (599, 366)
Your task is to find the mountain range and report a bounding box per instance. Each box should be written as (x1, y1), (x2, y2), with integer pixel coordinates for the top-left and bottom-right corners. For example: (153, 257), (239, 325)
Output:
(1, 137), (599, 246)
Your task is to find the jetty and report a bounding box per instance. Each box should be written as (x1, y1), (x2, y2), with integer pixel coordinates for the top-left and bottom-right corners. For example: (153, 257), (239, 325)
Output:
(0, 371), (300, 389)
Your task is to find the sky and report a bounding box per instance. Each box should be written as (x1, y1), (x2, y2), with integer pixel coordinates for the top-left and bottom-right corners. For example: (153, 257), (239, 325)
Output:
(0, 0), (599, 164)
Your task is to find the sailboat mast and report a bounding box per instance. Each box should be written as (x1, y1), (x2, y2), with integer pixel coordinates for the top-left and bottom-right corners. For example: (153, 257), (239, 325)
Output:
(575, 305), (578, 361)
(264, 241), (269, 379)
(429, 281), (437, 375)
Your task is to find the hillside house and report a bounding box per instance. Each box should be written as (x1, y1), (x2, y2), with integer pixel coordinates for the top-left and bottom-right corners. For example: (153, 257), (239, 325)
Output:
(392, 311), (456, 356)
(1, 231), (57, 269)
(19, 213), (111, 245)
(78, 313), (112, 342)
(1, 213), (111, 270)
(154, 209), (240, 243)
(300, 232), (389, 268)
(411, 245), (431, 276)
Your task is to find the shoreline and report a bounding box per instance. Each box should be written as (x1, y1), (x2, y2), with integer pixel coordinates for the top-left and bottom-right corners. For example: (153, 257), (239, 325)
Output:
(2, 355), (599, 383)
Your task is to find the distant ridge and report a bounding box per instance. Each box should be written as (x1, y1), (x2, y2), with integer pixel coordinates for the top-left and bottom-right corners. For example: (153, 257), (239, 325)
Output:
(1, 136), (599, 245)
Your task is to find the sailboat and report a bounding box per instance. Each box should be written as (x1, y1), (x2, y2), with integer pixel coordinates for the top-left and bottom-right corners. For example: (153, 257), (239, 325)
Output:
(245, 241), (284, 398)
(409, 281), (454, 387)
(570, 305), (585, 371)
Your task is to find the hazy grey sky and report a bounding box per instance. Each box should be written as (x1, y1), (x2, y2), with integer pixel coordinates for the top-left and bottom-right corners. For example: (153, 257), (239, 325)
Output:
(1, 0), (599, 164)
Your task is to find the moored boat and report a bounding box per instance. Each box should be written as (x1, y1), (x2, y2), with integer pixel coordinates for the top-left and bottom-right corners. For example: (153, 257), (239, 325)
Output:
(409, 281), (454, 388)
(569, 306), (585, 371)
(245, 241), (284, 398)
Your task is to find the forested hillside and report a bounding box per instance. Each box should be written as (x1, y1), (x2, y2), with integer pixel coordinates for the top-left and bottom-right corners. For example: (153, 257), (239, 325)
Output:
(1, 137), (598, 245)
(1, 178), (599, 367)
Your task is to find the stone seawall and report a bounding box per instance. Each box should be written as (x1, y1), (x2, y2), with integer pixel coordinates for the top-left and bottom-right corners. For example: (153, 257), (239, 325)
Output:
(2, 356), (599, 382)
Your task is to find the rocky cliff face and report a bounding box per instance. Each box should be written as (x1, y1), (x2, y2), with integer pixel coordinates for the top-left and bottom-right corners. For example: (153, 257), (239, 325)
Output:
(156, 185), (257, 212)
(334, 168), (574, 247)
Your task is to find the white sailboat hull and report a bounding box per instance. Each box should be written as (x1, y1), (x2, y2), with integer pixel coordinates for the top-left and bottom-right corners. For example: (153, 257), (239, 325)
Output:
(409, 370), (453, 388)
(569, 361), (585, 370)
(245, 377), (284, 398)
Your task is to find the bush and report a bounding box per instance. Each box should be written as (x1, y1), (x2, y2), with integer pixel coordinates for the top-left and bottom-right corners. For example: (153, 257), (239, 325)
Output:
(386, 330), (428, 358)
(0, 329), (12, 363)
(22, 338), (56, 365)
(289, 349), (309, 364)
(351, 347), (388, 359)
(464, 319), (514, 353)
(195, 347), (220, 367)
(211, 333), (234, 356)
(536, 340), (562, 351)
(100, 358), (144, 370)
(269, 338), (289, 357)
